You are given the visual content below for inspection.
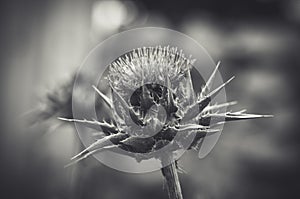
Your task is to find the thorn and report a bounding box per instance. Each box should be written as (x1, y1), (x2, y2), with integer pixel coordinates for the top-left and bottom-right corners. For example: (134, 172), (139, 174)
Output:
(202, 101), (238, 113)
(200, 61), (221, 97)
(197, 76), (235, 105)
(64, 145), (118, 168)
(174, 124), (209, 131)
(92, 85), (113, 108)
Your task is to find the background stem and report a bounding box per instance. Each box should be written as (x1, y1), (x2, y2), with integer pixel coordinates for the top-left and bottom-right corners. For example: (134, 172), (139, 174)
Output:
(161, 161), (183, 199)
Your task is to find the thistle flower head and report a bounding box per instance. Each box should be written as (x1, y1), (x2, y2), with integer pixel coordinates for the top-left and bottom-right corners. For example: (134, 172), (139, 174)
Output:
(107, 46), (196, 137)
(59, 46), (271, 167)
(108, 46), (193, 92)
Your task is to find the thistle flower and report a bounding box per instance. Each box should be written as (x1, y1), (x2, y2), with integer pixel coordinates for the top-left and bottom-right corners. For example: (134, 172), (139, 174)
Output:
(59, 46), (271, 199)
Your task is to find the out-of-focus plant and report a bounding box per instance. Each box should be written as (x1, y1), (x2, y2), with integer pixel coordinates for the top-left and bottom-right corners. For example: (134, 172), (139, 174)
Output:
(56, 46), (271, 199)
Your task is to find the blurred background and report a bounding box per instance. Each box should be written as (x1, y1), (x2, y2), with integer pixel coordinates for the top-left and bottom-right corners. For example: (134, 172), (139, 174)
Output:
(0, 0), (299, 198)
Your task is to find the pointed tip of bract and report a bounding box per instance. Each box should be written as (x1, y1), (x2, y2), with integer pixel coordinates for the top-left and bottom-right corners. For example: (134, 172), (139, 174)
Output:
(205, 76), (235, 100)
(259, 114), (274, 118)
(212, 61), (221, 77)
(57, 117), (70, 121)
(215, 61), (221, 70)
(92, 85), (113, 108)
(200, 61), (222, 97)
(227, 112), (274, 120)
(227, 76), (235, 83)
(229, 101), (238, 105)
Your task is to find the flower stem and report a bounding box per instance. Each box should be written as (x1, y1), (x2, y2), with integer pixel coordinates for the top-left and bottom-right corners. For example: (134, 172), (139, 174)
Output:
(161, 161), (183, 199)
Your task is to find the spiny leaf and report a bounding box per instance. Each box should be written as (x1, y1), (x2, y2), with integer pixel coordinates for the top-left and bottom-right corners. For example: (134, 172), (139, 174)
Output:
(58, 117), (118, 134)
